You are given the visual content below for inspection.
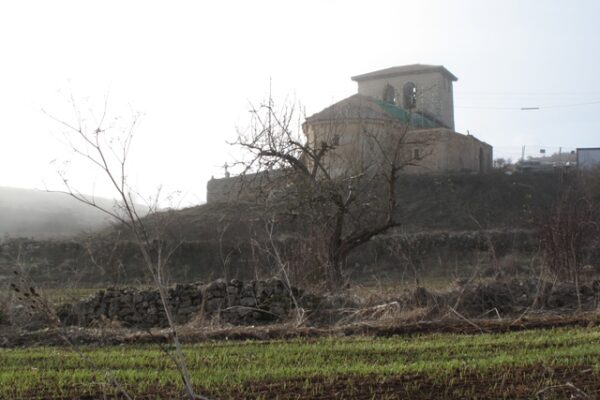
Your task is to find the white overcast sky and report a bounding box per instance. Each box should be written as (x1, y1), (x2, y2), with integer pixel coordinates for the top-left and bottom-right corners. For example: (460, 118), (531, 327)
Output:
(1, 0), (599, 206)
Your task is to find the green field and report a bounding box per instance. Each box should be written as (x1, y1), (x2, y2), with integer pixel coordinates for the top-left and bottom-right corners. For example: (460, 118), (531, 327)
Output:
(2, 326), (600, 399)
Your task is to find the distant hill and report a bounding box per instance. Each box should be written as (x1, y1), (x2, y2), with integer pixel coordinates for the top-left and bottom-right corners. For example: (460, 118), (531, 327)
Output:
(0, 186), (123, 239)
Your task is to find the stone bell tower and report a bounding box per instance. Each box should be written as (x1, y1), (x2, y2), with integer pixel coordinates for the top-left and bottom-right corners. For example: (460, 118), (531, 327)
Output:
(351, 64), (457, 130)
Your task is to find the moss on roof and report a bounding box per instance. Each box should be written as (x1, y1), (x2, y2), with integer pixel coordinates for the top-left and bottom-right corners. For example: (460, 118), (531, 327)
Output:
(375, 100), (440, 129)
(305, 94), (441, 129)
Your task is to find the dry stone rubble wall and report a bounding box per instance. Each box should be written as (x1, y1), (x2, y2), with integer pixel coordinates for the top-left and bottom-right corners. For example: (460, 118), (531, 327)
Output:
(57, 279), (322, 328)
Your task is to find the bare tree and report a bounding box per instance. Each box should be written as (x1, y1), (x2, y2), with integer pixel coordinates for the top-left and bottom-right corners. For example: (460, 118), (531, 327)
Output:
(45, 96), (209, 400)
(234, 96), (433, 288)
(540, 179), (598, 310)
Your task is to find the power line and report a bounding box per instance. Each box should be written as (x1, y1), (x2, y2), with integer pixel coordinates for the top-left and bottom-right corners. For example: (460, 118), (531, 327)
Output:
(457, 91), (600, 96)
(544, 100), (600, 109)
(456, 99), (600, 110)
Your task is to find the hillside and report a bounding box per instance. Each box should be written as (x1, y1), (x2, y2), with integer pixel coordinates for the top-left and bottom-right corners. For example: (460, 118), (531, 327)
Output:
(0, 186), (119, 239)
(1, 171), (589, 286)
(144, 171), (573, 242)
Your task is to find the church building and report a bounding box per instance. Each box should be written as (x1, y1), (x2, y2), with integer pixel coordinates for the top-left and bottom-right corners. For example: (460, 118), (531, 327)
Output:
(207, 65), (493, 203)
(303, 64), (492, 177)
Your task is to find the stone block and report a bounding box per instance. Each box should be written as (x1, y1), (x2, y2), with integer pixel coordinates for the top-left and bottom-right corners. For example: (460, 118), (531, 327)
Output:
(240, 297), (257, 307)
(118, 307), (134, 318)
(240, 282), (255, 298)
(179, 298), (192, 308)
(205, 279), (227, 300)
(206, 298), (226, 313)
(147, 306), (158, 315)
(177, 306), (196, 316)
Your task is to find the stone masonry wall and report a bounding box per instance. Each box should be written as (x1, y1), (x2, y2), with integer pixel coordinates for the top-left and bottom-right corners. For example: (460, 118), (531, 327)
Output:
(57, 278), (319, 328)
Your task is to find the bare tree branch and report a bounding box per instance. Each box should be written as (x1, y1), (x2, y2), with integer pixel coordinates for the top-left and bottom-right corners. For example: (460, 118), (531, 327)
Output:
(233, 94), (435, 288)
(46, 96), (211, 400)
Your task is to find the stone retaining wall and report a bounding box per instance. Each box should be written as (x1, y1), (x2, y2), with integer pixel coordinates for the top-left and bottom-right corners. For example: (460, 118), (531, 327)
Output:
(57, 279), (318, 328)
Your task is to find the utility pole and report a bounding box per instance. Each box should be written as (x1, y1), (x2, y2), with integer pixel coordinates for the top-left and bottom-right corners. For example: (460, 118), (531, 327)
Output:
(559, 146), (562, 163)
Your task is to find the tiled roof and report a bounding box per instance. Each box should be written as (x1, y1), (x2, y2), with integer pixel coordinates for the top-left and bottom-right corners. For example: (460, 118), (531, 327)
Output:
(305, 94), (441, 129)
(351, 64), (458, 82)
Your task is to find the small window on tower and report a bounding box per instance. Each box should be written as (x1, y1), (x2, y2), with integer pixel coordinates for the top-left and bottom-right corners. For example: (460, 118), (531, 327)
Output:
(332, 134), (340, 146)
(413, 148), (420, 160)
(383, 84), (396, 104)
(403, 82), (417, 109)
